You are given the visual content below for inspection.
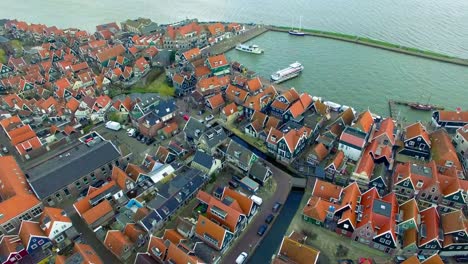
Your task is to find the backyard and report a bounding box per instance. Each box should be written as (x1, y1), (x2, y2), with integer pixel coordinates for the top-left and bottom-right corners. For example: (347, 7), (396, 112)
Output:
(287, 192), (391, 264)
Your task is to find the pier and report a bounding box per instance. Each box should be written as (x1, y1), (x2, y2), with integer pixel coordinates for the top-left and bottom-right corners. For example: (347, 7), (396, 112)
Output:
(388, 99), (444, 118)
(203, 26), (268, 55)
(267, 26), (468, 67)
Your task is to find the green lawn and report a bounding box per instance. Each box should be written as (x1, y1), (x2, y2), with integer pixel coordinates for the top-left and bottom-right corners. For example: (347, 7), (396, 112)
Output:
(130, 74), (175, 96)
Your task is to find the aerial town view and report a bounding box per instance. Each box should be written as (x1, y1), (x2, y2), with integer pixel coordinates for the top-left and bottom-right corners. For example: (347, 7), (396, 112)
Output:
(0, 1), (467, 264)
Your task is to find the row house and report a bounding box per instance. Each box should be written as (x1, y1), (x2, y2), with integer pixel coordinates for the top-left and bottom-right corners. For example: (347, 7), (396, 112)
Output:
(225, 84), (249, 105)
(338, 110), (374, 161)
(270, 87), (300, 118)
(393, 161), (468, 212)
(242, 85), (277, 118)
(55, 243), (103, 264)
(196, 75), (229, 97)
(266, 125), (312, 164)
(177, 47), (202, 63)
(207, 23), (228, 44)
(146, 230), (205, 264)
(432, 110), (468, 129)
(430, 128), (463, 177)
(222, 102), (240, 122)
(282, 93), (313, 124)
(225, 139), (257, 172)
(453, 125), (468, 174)
(398, 122), (431, 161)
(39, 207), (79, 252)
(205, 54), (229, 76)
(205, 93), (225, 113)
(163, 21), (207, 49)
(171, 71), (197, 96)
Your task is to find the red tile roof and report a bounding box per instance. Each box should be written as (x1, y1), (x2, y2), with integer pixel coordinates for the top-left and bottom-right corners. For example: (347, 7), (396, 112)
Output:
(194, 65), (211, 78)
(66, 97), (80, 113)
(74, 243), (104, 264)
(182, 47), (201, 60)
(303, 196), (334, 223)
(312, 180), (343, 201)
(207, 54), (228, 69)
(353, 110), (374, 133)
(55, 77), (72, 90)
(418, 207), (440, 247)
(207, 93), (225, 109)
(195, 215), (228, 250)
(441, 210), (467, 235)
(104, 230), (133, 258)
(96, 44), (125, 63)
(282, 127), (311, 153)
(225, 84), (249, 102)
(134, 57), (149, 72)
(222, 188), (254, 216)
(312, 143), (328, 162)
(246, 77), (262, 93)
(8, 125), (36, 145)
(326, 151), (345, 171)
(405, 122), (430, 144)
(430, 129), (462, 171)
(222, 102), (238, 117)
(438, 110), (468, 123)
(275, 234), (320, 264)
(40, 207), (71, 236)
(372, 118), (395, 145)
(355, 146), (375, 178)
(339, 130), (366, 148)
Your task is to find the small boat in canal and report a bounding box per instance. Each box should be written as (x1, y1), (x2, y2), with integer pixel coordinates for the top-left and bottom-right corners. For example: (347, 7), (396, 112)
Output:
(235, 44), (264, 54)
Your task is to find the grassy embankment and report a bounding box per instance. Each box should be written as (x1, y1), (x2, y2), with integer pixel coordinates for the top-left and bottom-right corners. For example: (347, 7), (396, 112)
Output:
(275, 26), (458, 60)
(110, 69), (175, 97)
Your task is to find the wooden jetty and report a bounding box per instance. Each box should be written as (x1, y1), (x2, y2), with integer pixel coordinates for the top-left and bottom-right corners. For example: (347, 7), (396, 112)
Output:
(388, 99), (444, 117)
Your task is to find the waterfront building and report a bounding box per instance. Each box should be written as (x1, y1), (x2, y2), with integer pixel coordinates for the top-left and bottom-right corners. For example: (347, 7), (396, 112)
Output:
(338, 110), (374, 161)
(121, 17), (159, 35)
(430, 128), (463, 176)
(452, 125), (468, 174)
(171, 71), (197, 96)
(269, 88), (300, 118)
(163, 21), (207, 49)
(432, 110), (468, 129)
(398, 122), (431, 161)
(205, 54), (229, 76)
(266, 125), (312, 164)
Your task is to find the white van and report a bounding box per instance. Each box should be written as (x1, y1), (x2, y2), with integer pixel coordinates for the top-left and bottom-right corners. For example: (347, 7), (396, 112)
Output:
(236, 252), (248, 264)
(250, 195), (263, 206)
(105, 121), (121, 131)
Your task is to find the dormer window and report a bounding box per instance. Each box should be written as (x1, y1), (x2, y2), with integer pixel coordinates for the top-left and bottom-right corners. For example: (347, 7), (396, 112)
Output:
(416, 180), (424, 189)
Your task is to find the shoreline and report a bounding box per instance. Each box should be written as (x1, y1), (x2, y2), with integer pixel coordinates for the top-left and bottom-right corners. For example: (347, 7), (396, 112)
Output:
(267, 26), (468, 67)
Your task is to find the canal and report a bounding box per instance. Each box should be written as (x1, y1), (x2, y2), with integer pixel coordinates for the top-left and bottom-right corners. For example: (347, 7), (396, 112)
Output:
(248, 190), (305, 263)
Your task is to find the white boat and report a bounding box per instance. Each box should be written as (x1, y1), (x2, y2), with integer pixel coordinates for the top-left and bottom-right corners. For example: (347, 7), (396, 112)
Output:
(235, 44), (264, 54)
(324, 101), (342, 111)
(270, 62), (304, 83)
(289, 16), (305, 36)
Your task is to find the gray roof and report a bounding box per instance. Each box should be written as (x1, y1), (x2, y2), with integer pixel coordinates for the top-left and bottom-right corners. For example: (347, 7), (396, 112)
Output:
(372, 200), (392, 217)
(202, 125), (228, 149)
(410, 163), (433, 178)
(192, 150), (213, 169)
(27, 140), (121, 199)
(249, 162), (271, 182)
(183, 117), (205, 141)
(226, 139), (253, 165)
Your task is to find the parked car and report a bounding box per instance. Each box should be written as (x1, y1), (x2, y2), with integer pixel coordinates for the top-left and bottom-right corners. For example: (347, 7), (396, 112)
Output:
(228, 180), (239, 189)
(232, 175), (242, 182)
(136, 134), (143, 141)
(456, 256), (468, 262)
(272, 202), (282, 213)
(183, 115), (190, 121)
(145, 137), (155, 145)
(265, 214), (274, 224)
(257, 224), (268, 236)
(235, 252), (248, 264)
(127, 128), (136, 137)
(205, 114), (214, 122)
(140, 136), (148, 143)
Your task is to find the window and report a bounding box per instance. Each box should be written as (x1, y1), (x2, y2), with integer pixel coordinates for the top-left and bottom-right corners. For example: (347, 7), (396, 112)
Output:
(409, 141), (415, 146)
(343, 224), (349, 229)
(385, 240), (391, 245)
(55, 193), (62, 201)
(19, 213), (32, 221)
(403, 181), (409, 187)
(456, 246), (462, 250)
(417, 137), (421, 141)
(30, 244), (38, 250)
(31, 207), (43, 217)
(101, 167), (106, 172)
(379, 237), (385, 243)
(3, 223), (15, 232)
(91, 173), (96, 181)
(75, 181), (81, 190)
(64, 188), (70, 196)
(83, 177), (89, 185)
(453, 195), (460, 201)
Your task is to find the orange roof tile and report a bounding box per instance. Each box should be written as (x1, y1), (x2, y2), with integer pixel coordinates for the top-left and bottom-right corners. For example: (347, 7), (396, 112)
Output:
(207, 54), (228, 69)
(281, 88), (300, 103)
(40, 207), (71, 236)
(266, 127), (283, 145)
(82, 199), (113, 225)
(422, 254), (444, 264)
(162, 122), (178, 135)
(19, 221), (46, 246)
(372, 118), (395, 145)
(163, 229), (184, 245)
(195, 215), (228, 249)
(182, 47), (201, 61)
(430, 129), (462, 171)
(165, 240), (201, 264)
(147, 235), (167, 259)
(225, 84), (249, 102)
(441, 210), (467, 235)
(207, 93), (225, 109)
(74, 243), (104, 264)
(399, 199), (419, 223)
(312, 143), (328, 162)
(96, 44), (125, 63)
(326, 151), (345, 170)
(15, 136), (42, 155)
(353, 110), (374, 133)
(355, 148), (375, 178)
(222, 102), (238, 117)
(246, 77), (262, 93)
(222, 188), (254, 216)
(123, 223), (145, 244)
(66, 97), (80, 112)
(337, 182), (361, 228)
(303, 196), (333, 222)
(405, 122), (430, 144)
(418, 207), (440, 247)
(104, 230), (133, 258)
(403, 228), (418, 248)
(270, 99), (289, 111)
(8, 125), (36, 145)
(111, 167), (134, 191)
(438, 110), (468, 123)
(125, 164), (145, 181)
(277, 235), (320, 264)
(194, 65), (211, 78)
(312, 179), (342, 200)
(282, 127), (311, 153)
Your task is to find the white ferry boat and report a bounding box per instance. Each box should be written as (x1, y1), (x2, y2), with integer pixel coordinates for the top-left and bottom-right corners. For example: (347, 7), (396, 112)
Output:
(235, 44), (264, 54)
(270, 62), (304, 83)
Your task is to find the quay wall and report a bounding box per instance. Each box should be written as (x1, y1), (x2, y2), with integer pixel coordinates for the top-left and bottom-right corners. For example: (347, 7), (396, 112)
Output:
(267, 26), (468, 67)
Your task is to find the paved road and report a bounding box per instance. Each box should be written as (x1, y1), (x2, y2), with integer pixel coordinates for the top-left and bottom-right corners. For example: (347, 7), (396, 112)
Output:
(221, 160), (292, 264)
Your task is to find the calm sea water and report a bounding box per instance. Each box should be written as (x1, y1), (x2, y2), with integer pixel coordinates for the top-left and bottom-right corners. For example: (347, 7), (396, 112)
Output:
(2, 0), (468, 57)
(1, 0), (467, 119)
(226, 32), (468, 119)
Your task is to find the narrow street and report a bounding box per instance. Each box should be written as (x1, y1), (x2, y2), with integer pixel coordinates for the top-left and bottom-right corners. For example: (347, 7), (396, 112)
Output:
(221, 160), (292, 263)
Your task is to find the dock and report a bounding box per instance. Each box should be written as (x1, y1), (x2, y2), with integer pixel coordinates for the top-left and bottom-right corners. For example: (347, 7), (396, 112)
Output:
(388, 100), (398, 118)
(203, 26), (268, 55)
(388, 99), (444, 117)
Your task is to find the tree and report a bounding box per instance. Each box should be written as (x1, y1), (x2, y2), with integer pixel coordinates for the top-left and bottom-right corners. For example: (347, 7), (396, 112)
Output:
(0, 49), (6, 64)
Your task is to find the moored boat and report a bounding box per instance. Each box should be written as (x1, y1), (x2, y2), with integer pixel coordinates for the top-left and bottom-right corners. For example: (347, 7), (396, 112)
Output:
(324, 101), (342, 111)
(235, 44), (264, 54)
(270, 62), (304, 83)
(409, 103), (435, 111)
(289, 16), (305, 36)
